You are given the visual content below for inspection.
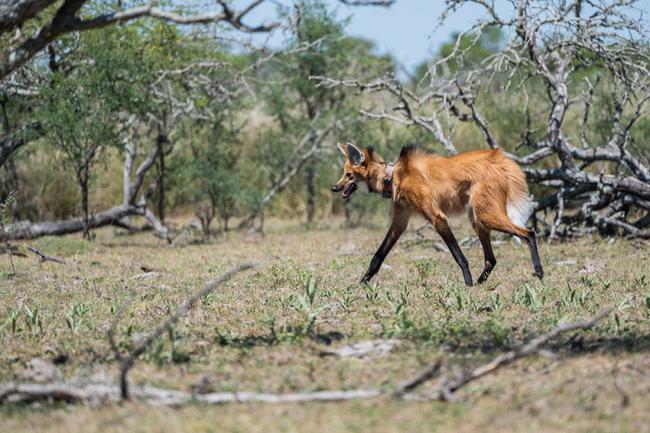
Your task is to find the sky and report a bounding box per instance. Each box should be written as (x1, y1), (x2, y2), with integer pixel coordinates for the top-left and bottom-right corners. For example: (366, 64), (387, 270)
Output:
(321, 0), (498, 72)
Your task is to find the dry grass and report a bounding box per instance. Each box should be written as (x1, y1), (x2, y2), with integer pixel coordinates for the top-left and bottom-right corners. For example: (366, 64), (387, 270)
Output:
(1, 215), (649, 432)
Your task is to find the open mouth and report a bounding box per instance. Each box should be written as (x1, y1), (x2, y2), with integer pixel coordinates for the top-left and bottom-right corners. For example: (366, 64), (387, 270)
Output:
(342, 182), (357, 199)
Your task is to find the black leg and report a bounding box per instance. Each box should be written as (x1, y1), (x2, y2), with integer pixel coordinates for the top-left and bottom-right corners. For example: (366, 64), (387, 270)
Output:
(433, 217), (473, 286)
(526, 229), (544, 279)
(361, 206), (410, 283)
(361, 230), (399, 283)
(475, 226), (496, 284)
(482, 214), (544, 281)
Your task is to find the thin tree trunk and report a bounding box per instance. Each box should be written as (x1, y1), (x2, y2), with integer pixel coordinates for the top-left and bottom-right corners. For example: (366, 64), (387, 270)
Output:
(203, 218), (212, 239)
(121, 130), (135, 228)
(259, 208), (265, 233)
(156, 133), (166, 223)
(82, 181), (89, 240)
(305, 161), (315, 225)
(78, 167), (90, 241)
(123, 134), (134, 207)
(4, 158), (20, 220)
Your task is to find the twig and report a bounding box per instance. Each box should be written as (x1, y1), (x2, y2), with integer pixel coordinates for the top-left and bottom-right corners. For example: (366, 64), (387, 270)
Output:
(392, 359), (443, 397)
(26, 245), (68, 264)
(107, 292), (136, 363)
(396, 307), (613, 400)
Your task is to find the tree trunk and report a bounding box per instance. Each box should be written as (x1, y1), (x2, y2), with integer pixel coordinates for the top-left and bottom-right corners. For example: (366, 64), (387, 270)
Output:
(78, 168), (90, 241)
(0, 135), (26, 169)
(123, 133), (134, 207)
(198, 215), (211, 240)
(156, 133), (166, 223)
(195, 201), (215, 240)
(305, 161), (315, 225)
(2, 158), (20, 220)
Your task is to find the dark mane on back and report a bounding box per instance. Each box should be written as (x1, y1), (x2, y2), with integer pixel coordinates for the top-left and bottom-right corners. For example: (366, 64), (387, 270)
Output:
(399, 145), (437, 162)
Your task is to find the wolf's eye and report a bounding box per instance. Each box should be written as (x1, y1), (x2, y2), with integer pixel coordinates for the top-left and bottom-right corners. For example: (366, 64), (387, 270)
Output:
(346, 173), (353, 179)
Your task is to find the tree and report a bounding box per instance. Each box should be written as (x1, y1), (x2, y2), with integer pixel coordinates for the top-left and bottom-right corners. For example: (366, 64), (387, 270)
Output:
(40, 66), (120, 239)
(183, 109), (244, 237)
(0, 0), (278, 80)
(0, 192), (17, 273)
(0, 0), (277, 171)
(258, 0), (394, 225)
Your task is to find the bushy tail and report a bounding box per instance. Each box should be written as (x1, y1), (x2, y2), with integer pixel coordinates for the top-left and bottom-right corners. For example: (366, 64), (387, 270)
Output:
(504, 161), (534, 227)
(507, 193), (533, 227)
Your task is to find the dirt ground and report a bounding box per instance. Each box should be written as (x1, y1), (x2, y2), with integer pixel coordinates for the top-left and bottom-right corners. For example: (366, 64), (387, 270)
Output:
(1, 216), (649, 432)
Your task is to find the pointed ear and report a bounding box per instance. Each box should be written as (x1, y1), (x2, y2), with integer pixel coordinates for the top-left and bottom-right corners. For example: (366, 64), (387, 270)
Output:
(346, 142), (365, 165)
(336, 142), (347, 156)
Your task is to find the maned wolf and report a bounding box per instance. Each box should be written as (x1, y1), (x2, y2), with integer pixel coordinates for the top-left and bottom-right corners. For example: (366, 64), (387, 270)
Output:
(331, 143), (544, 286)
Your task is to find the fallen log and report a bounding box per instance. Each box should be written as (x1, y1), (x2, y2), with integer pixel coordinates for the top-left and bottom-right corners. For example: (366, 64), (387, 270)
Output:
(2, 204), (168, 240)
(0, 382), (382, 406)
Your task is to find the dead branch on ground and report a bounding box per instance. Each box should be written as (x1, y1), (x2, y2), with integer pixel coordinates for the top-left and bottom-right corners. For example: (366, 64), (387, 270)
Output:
(402, 306), (614, 400)
(26, 245), (68, 264)
(0, 382), (382, 406)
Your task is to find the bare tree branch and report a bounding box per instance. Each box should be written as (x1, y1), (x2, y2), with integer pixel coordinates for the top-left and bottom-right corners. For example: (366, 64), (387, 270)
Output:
(2, 204), (154, 240)
(0, 0), (277, 79)
(0, 0), (56, 35)
(239, 120), (339, 229)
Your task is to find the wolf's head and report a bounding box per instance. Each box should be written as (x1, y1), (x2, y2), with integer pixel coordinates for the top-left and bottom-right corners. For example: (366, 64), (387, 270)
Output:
(331, 142), (386, 199)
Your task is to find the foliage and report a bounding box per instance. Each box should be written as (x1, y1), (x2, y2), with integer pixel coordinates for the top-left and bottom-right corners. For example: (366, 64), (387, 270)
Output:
(252, 0), (395, 224)
(179, 110), (248, 234)
(36, 26), (157, 237)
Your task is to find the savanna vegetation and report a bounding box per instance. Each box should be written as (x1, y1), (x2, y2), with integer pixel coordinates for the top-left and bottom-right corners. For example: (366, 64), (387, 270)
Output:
(0, 1), (649, 432)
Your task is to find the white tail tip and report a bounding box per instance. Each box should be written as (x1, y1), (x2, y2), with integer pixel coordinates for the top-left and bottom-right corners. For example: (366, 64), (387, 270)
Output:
(507, 195), (534, 227)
